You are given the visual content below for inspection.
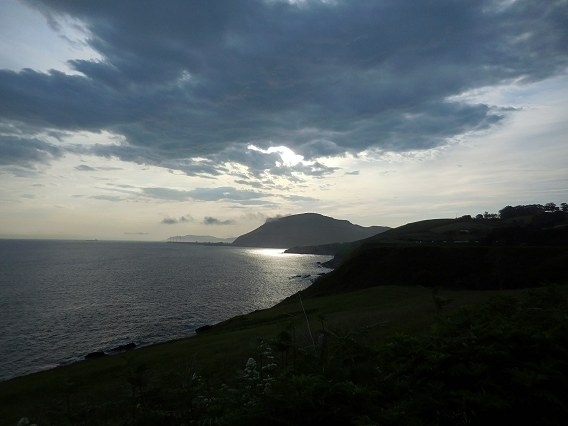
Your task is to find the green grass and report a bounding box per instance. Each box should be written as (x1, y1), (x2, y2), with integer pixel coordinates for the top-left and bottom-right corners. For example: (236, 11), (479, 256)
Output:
(0, 285), (532, 425)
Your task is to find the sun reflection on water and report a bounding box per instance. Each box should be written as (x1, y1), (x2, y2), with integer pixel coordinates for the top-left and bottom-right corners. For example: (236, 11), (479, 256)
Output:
(247, 248), (288, 257)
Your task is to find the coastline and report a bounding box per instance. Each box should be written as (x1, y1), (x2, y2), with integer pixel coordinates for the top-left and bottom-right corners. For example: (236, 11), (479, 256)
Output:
(3, 284), (558, 424)
(0, 245), (333, 383)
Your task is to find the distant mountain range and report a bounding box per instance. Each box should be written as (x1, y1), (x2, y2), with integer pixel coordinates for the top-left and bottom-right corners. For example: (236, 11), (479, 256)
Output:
(232, 213), (390, 248)
(167, 235), (235, 243)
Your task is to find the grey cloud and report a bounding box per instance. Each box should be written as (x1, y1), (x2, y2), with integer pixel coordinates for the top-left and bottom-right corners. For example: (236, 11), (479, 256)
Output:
(0, 166), (41, 177)
(187, 187), (269, 202)
(265, 214), (285, 223)
(282, 194), (319, 202)
(234, 179), (265, 189)
(289, 161), (339, 178)
(142, 186), (270, 204)
(228, 199), (276, 206)
(86, 143), (226, 177)
(1, 0), (566, 169)
(241, 211), (269, 222)
(203, 216), (235, 226)
(75, 164), (96, 171)
(97, 184), (140, 198)
(0, 134), (62, 167)
(97, 166), (123, 171)
(106, 183), (136, 189)
(143, 187), (193, 201)
(161, 217), (178, 225)
(161, 215), (192, 224)
(91, 195), (123, 202)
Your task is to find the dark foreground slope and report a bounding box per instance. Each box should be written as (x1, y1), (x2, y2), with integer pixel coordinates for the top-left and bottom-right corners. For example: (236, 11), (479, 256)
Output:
(2, 285), (566, 425)
(232, 213), (389, 248)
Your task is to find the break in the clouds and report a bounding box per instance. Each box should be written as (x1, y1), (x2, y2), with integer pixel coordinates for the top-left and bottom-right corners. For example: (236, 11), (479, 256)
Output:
(1, 0), (567, 175)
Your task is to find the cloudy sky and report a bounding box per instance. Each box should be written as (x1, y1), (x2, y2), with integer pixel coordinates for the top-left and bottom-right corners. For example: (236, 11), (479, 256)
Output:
(1, 0), (567, 240)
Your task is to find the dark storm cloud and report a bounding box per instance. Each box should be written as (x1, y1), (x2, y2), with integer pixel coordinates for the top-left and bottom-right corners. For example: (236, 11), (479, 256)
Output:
(1, 0), (567, 169)
(0, 134), (62, 167)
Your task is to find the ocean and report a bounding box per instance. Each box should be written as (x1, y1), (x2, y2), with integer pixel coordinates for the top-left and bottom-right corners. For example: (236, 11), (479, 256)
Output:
(0, 239), (331, 382)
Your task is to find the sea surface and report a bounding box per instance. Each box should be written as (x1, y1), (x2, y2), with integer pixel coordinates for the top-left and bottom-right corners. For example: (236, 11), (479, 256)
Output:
(0, 240), (331, 382)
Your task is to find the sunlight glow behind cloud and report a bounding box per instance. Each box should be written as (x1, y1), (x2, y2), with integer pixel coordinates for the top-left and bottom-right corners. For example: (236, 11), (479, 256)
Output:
(247, 144), (305, 167)
(0, 0), (566, 240)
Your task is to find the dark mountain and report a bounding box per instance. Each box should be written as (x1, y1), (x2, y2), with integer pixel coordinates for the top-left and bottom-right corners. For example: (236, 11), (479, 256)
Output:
(232, 213), (389, 248)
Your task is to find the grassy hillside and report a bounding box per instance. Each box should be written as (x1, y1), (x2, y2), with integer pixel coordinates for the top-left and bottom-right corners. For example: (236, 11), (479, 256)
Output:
(295, 213), (568, 296)
(363, 218), (492, 244)
(0, 285), (531, 425)
(288, 211), (568, 257)
(364, 214), (568, 246)
(304, 245), (568, 296)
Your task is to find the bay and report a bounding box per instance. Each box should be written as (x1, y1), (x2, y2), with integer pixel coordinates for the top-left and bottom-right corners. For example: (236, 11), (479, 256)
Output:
(0, 240), (331, 382)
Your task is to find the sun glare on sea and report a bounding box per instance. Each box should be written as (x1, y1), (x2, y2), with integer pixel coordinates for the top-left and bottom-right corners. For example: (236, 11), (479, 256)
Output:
(248, 248), (287, 257)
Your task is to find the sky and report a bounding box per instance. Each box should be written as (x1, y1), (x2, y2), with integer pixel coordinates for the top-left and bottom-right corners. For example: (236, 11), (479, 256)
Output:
(0, 0), (567, 241)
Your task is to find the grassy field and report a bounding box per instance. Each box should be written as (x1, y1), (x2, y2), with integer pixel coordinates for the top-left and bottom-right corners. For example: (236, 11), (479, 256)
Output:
(0, 284), (533, 425)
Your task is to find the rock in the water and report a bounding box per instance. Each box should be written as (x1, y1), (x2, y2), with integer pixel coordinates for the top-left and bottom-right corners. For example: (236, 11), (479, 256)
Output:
(85, 351), (106, 360)
(109, 342), (136, 353)
(195, 324), (213, 334)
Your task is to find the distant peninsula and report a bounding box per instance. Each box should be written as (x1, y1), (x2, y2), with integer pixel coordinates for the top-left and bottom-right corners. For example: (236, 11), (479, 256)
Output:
(232, 213), (390, 248)
(167, 235), (235, 244)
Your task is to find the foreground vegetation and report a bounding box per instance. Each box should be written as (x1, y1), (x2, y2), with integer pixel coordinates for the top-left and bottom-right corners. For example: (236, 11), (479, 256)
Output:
(2, 284), (567, 425)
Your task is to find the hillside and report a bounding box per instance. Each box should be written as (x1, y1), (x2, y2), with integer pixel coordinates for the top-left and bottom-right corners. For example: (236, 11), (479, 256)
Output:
(232, 213), (389, 248)
(303, 213), (568, 296)
(2, 285), (566, 425)
(362, 209), (568, 246)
